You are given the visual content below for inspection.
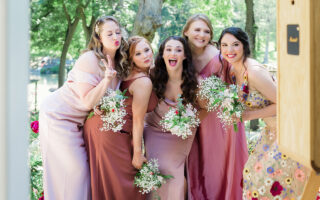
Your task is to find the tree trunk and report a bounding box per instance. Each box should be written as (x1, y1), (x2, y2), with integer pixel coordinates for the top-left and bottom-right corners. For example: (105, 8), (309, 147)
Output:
(132, 0), (163, 42)
(79, 6), (96, 46)
(58, 4), (81, 87)
(263, 25), (270, 64)
(245, 0), (257, 58)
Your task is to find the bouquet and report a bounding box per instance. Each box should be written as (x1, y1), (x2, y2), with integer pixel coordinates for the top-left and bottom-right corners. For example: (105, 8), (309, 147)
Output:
(88, 89), (128, 132)
(217, 84), (245, 132)
(134, 159), (173, 197)
(197, 75), (227, 112)
(198, 75), (245, 132)
(160, 97), (200, 139)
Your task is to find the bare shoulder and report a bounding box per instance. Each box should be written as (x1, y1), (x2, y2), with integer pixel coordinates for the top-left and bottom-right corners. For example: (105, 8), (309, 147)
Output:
(247, 60), (274, 85)
(132, 76), (152, 88)
(205, 44), (219, 57)
(74, 51), (100, 74)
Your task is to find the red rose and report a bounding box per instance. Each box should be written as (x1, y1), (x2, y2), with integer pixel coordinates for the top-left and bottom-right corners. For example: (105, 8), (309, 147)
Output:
(270, 181), (283, 196)
(112, 109), (115, 112)
(252, 198), (258, 200)
(175, 110), (179, 115)
(30, 121), (39, 133)
(38, 193), (44, 200)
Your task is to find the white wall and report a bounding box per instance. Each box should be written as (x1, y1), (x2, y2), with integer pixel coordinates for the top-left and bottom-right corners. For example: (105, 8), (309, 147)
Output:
(1, 0), (29, 199)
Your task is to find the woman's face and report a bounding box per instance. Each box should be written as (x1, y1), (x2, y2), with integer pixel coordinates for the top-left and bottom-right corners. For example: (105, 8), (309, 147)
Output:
(184, 20), (211, 48)
(220, 33), (244, 64)
(132, 40), (153, 69)
(99, 20), (122, 52)
(162, 39), (186, 72)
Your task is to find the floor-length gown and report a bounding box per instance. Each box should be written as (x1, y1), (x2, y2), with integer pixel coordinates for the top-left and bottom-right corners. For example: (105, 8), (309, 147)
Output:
(144, 98), (197, 200)
(187, 55), (248, 200)
(239, 68), (310, 200)
(39, 67), (103, 200)
(83, 76), (158, 200)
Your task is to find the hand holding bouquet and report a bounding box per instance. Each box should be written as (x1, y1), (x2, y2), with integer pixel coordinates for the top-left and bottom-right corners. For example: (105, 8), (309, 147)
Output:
(198, 75), (245, 132)
(160, 97), (200, 139)
(134, 159), (173, 196)
(88, 89), (128, 132)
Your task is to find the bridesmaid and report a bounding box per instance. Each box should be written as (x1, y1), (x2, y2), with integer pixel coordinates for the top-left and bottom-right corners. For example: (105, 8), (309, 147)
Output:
(144, 36), (200, 200)
(182, 14), (248, 200)
(219, 27), (310, 200)
(83, 36), (157, 200)
(39, 16), (127, 200)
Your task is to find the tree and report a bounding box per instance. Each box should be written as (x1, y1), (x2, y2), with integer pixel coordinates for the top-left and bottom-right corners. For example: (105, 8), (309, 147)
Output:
(245, 0), (257, 58)
(132, 0), (164, 42)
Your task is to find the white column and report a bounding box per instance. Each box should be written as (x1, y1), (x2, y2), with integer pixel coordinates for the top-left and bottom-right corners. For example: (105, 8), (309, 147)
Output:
(0, 0), (7, 199)
(1, 0), (30, 199)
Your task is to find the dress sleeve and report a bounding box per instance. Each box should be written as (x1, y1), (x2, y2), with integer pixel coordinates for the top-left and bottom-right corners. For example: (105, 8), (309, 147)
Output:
(66, 68), (102, 86)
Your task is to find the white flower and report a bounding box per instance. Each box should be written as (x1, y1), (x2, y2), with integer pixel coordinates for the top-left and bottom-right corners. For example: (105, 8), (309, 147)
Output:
(265, 177), (273, 186)
(258, 186), (266, 195)
(95, 89), (128, 132)
(280, 160), (287, 167)
(160, 98), (200, 139)
(273, 196), (282, 200)
(134, 159), (172, 194)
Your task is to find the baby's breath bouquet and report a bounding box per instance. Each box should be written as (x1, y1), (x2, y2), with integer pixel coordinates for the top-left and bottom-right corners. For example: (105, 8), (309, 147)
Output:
(198, 75), (227, 111)
(134, 159), (173, 197)
(88, 88), (128, 132)
(198, 75), (245, 132)
(160, 97), (200, 139)
(217, 84), (245, 132)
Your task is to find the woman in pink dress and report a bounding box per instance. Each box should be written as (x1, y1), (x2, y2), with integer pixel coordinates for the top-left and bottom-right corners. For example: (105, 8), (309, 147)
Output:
(219, 27), (310, 200)
(144, 36), (201, 200)
(83, 36), (158, 200)
(182, 14), (248, 200)
(39, 16), (128, 200)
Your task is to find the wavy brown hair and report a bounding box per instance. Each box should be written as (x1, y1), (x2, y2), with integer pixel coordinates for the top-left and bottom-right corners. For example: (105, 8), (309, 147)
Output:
(84, 16), (129, 79)
(182, 13), (218, 47)
(152, 36), (198, 105)
(127, 36), (153, 73)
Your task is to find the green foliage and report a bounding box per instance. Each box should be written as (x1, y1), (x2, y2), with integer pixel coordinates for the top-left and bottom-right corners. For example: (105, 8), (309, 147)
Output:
(40, 65), (59, 74)
(29, 112), (43, 200)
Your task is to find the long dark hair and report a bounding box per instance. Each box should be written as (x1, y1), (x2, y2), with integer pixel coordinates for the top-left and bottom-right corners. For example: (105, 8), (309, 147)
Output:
(152, 36), (198, 105)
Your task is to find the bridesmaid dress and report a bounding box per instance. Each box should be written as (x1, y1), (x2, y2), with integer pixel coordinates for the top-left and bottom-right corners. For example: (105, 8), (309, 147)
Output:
(187, 54), (248, 200)
(239, 68), (310, 200)
(39, 67), (104, 200)
(144, 98), (197, 200)
(83, 76), (158, 200)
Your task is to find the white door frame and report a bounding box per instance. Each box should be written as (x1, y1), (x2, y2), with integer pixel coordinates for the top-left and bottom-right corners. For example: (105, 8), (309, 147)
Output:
(0, 0), (29, 199)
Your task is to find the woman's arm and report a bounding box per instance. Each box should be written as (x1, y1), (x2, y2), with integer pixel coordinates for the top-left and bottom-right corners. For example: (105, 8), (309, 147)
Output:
(242, 66), (277, 121)
(130, 77), (153, 169)
(71, 52), (117, 110)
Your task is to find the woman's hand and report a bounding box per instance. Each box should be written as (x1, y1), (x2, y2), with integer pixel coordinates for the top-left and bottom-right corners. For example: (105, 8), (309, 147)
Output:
(101, 55), (117, 81)
(93, 106), (103, 115)
(132, 153), (147, 169)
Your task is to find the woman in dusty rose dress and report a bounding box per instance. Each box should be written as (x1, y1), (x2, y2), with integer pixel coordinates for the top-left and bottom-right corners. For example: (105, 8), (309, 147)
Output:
(144, 36), (201, 200)
(182, 14), (248, 200)
(219, 27), (310, 199)
(83, 36), (157, 200)
(39, 16), (127, 200)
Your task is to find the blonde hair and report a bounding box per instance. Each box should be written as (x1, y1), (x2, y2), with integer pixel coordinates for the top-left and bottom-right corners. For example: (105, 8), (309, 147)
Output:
(127, 36), (153, 73)
(85, 16), (129, 79)
(182, 13), (217, 46)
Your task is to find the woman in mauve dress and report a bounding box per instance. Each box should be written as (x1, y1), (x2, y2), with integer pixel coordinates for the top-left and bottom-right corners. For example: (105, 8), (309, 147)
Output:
(83, 36), (158, 200)
(144, 36), (202, 200)
(182, 14), (248, 200)
(39, 16), (128, 200)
